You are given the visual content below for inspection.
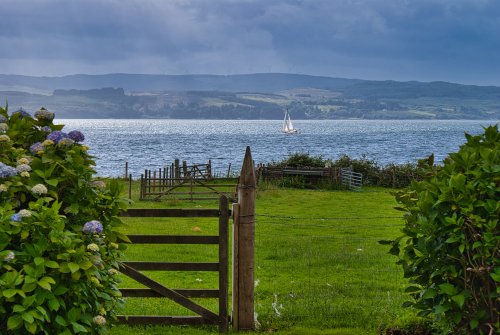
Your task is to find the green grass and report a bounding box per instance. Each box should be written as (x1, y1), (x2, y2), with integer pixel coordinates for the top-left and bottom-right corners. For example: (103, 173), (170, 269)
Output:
(109, 183), (414, 334)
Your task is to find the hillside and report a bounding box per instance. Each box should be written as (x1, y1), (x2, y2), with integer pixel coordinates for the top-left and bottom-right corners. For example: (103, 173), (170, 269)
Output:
(0, 73), (499, 119)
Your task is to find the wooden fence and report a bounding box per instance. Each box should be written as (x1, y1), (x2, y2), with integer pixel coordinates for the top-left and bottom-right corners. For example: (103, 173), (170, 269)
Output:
(138, 160), (237, 201)
(139, 174), (237, 201)
(117, 196), (230, 332)
(117, 147), (257, 332)
(257, 165), (341, 186)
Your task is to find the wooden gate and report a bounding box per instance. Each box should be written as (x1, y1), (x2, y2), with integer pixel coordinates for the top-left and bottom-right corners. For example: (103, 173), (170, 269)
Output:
(117, 196), (229, 332)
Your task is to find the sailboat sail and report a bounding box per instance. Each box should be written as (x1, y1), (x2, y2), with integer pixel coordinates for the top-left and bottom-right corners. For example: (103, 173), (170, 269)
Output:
(282, 110), (298, 134)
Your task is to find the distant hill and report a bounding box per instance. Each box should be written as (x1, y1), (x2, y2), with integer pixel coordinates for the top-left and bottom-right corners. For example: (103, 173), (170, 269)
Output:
(0, 73), (499, 119)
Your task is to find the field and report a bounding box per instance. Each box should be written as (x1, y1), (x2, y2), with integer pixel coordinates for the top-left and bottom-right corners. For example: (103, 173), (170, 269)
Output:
(109, 182), (416, 334)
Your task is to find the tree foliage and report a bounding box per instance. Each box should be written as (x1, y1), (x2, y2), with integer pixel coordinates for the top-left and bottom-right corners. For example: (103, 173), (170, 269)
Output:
(383, 125), (499, 334)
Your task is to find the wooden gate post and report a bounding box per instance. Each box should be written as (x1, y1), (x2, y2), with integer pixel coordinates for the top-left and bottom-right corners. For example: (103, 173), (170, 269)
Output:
(232, 146), (256, 331)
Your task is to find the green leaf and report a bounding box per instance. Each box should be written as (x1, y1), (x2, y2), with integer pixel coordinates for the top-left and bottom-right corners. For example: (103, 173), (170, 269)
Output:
(55, 315), (67, 326)
(439, 283), (457, 296)
(7, 314), (23, 330)
(491, 268), (500, 282)
(22, 311), (34, 323)
(13, 305), (26, 313)
(3, 288), (17, 298)
(38, 276), (56, 291)
(421, 288), (437, 299)
(45, 178), (59, 187)
(34, 257), (45, 266)
(451, 294), (465, 308)
(48, 298), (60, 312)
(67, 262), (79, 273)
(25, 320), (37, 334)
(404, 286), (421, 293)
(71, 322), (88, 333)
(45, 260), (59, 269)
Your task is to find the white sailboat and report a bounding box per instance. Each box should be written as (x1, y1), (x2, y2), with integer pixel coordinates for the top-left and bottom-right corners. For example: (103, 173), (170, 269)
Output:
(282, 109), (299, 134)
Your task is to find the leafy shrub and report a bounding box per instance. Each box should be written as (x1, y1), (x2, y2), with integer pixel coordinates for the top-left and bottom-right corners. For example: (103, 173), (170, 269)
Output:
(383, 126), (499, 334)
(268, 152), (330, 168)
(333, 154), (381, 185)
(0, 106), (129, 334)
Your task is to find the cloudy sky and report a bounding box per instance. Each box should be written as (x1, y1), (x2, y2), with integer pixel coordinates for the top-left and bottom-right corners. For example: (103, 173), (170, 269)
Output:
(1, 0), (499, 85)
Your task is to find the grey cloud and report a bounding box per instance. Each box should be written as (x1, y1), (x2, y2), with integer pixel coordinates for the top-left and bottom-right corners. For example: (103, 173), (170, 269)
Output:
(0, 0), (499, 84)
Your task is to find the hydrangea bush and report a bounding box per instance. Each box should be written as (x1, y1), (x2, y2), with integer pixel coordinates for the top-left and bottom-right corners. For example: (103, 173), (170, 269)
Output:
(0, 105), (129, 334)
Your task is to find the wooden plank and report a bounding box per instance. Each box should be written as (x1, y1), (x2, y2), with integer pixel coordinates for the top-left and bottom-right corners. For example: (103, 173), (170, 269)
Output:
(126, 235), (219, 244)
(117, 315), (215, 325)
(231, 203), (239, 331)
(119, 208), (220, 217)
(123, 261), (219, 271)
(120, 288), (219, 298)
(234, 146), (256, 331)
(218, 196), (229, 333)
(120, 264), (219, 322)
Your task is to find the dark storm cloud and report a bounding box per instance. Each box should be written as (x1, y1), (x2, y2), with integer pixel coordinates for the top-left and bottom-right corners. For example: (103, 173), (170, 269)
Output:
(0, 0), (499, 85)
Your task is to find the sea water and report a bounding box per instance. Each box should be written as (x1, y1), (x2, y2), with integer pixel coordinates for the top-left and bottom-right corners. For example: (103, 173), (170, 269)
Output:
(57, 119), (499, 178)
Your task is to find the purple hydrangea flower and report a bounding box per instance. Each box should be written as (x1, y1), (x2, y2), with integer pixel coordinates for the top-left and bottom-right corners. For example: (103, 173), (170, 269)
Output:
(41, 126), (52, 132)
(47, 131), (68, 144)
(29, 142), (45, 155)
(68, 130), (85, 142)
(83, 220), (103, 234)
(12, 109), (31, 119)
(0, 115), (7, 123)
(10, 213), (22, 222)
(0, 162), (18, 178)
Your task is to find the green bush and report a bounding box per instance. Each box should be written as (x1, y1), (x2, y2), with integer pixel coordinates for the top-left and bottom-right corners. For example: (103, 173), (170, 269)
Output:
(268, 152), (330, 168)
(382, 126), (499, 334)
(0, 106), (129, 334)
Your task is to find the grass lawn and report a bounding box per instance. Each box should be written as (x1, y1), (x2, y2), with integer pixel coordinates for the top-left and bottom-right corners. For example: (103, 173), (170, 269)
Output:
(109, 182), (414, 334)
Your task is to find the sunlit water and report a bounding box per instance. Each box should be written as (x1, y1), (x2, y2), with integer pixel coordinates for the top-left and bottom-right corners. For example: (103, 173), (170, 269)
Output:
(57, 119), (499, 177)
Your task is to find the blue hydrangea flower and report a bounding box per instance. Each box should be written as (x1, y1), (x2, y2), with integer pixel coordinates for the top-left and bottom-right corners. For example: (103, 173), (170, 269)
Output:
(46, 131), (68, 144)
(0, 162), (18, 178)
(10, 213), (22, 222)
(0, 115), (7, 123)
(68, 130), (85, 142)
(30, 142), (45, 155)
(41, 126), (52, 133)
(12, 109), (31, 119)
(83, 220), (103, 234)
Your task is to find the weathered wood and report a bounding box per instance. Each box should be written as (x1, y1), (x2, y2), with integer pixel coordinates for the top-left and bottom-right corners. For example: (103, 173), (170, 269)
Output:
(123, 261), (219, 271)
(119, 208), (220, 217)
(218, 196), (229, 333)
(118, 195), (230, 332)
(120, 288), (219, 298)
(233, 146), (256, 331)
(120, 263), (220, 322)
(126, 235), (219, 244)
(117, 315), (213, 325)
(231, 202), (240, 331)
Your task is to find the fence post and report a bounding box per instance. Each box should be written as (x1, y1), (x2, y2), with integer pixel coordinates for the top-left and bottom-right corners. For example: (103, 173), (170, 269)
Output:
(208, 159), (212, 179)
(124, 162), (128, 179)
(232, 146), (256, 331)
(175, 159), (180, 179)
